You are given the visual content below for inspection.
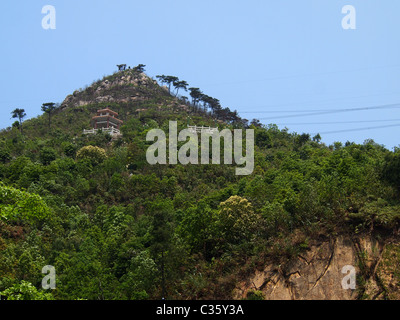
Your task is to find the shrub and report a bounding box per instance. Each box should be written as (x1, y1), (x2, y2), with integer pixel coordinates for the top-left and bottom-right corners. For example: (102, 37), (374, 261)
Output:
(246, 289), (265, 300)
(0, 281), (54, 300)
(0, 183), (51, 221)
(76, 146), (106, 165)
(39, 147), (57, 165)
(62, 142), (77, 158)
(0, 148), (11, 163)
(215, 196), (261, 244)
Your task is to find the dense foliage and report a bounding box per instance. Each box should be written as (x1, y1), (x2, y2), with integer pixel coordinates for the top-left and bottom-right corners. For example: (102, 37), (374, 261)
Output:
(0, 69), (399, 300)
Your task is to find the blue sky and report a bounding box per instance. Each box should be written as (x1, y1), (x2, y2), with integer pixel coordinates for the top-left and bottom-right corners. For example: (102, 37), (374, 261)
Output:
(1, 0), (400, 149)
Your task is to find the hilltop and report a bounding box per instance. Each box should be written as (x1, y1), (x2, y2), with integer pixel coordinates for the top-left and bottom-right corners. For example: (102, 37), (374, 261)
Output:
(60, 68), (165, 109)
(1, 65), (400, 300)
(2, 65), (248, 142)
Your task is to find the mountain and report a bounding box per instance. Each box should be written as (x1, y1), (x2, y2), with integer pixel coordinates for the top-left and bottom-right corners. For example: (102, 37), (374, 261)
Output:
(0, 66), (400, 300)
(60, 69), (164, 108)
(4, 67), (241, 142)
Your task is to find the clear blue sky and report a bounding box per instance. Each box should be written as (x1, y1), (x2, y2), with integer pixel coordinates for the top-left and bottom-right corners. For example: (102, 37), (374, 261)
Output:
(1, 0), (400, 149)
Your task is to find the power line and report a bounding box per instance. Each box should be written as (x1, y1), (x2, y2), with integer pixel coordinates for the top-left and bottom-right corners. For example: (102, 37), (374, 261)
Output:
(238, 91), (400, 113)
(256, 102), (400, 120)
(276, 119), (400, 125)
(200, 64), (400, 87)
(244, 109), (335, 113)
(312, 123), (400, 135)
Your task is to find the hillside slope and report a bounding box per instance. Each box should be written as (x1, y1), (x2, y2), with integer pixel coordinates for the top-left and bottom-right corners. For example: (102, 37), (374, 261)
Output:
(0, 67), (400, 300)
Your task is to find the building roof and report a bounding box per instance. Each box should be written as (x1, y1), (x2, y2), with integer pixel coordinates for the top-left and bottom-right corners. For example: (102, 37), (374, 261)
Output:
(96, 108), (119, 116)
(92, 115), (123, 123)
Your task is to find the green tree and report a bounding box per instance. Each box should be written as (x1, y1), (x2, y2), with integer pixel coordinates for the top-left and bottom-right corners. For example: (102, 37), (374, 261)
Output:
(0, 281), (54, 300)
(173, 80), (188, 97)
(61, 142), (77, 158)
(76, 146), (107, 165)
(149, 199), (174, 299)
(12, 120), (20, 131)
(119, 251), (157, 300)
(0, 183), (51, 221)
(156, 75), (167, 86)
(39, 146), (57, 165)
(0, 148), (11, 163)
(382, 151), (400, 193)
(41, 102), (57, 129)
(188, 88), (202, 108)
(11, 108), (26, 134)
(164, 76), (179, 94)
(133, 64), (146, 73)
(313, 133), (322, 143)
(177, 201), (216, 257)
(215, 196), (260, 244)
(127, 141), (146, 171)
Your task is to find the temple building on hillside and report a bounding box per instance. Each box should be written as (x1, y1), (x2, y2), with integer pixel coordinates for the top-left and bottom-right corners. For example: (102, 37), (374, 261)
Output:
(83, 107), (123, 137)
(92, 108), (123, 130)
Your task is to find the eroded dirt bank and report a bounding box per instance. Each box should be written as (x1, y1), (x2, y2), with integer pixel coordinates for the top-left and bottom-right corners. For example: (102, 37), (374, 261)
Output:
(234, 235), (400, 300)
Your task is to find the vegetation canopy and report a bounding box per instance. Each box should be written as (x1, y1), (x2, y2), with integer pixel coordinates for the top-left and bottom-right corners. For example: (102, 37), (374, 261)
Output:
(0, 67), (399, 300)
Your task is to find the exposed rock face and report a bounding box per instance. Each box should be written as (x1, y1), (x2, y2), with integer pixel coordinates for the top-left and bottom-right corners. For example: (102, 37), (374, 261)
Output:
(234, 235), (389, 300)
(59, 70), (166, 110)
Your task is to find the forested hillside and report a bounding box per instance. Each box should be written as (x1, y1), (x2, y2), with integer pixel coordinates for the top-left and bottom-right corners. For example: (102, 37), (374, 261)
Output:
(1, 66), (400, 300)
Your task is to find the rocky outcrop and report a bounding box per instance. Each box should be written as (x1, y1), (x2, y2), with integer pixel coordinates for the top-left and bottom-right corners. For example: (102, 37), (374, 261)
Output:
(59, 70), (163, 110)
(234, 235), (391, 300)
